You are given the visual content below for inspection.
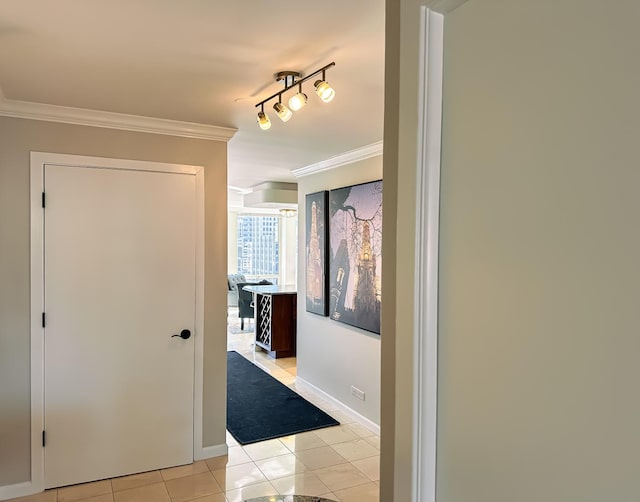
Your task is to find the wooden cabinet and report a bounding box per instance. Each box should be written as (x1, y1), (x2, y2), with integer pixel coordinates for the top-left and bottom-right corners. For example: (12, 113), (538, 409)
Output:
(254, 291), (297, 358)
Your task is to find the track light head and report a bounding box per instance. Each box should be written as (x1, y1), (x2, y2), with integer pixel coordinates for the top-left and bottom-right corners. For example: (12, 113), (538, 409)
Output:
(257, 110), (271, 130)
(274, 101), (293, 122)
(289, 91), (308, 111)
(314, 80), (335, 103)
(289, 82), (307, 111)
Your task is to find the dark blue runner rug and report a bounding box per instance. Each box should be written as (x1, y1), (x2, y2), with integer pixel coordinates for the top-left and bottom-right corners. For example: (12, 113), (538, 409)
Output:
(227, 351), (339, 445)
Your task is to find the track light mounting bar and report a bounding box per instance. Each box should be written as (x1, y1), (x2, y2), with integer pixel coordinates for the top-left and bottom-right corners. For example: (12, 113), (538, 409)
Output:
(255, 62), (336, 109)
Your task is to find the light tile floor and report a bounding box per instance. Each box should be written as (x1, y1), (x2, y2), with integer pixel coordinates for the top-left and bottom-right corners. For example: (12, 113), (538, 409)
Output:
(8, 312), (380, 502)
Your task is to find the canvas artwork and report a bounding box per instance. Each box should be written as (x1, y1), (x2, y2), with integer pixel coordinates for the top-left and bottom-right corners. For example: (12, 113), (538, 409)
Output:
(305, 191), (329, 316)
(329, 180), (382, 334)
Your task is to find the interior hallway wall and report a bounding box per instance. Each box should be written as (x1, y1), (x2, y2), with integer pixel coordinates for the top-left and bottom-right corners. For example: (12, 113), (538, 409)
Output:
(436, 1), (640, 500)
(0, 116), (228, 486)
(281, 214), (298, 287)
(296, 156), (382, 424)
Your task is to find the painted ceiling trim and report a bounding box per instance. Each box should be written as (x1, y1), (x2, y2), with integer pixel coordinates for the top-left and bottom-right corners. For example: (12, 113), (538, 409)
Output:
(292, 140), (383, 178)
(0, 91), (237, 141)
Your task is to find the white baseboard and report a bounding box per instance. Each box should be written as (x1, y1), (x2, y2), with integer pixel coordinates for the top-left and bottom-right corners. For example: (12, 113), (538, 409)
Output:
(295, 377), (381, 436)
(0, 481), (37, 501)
(194, 442), (228, 461)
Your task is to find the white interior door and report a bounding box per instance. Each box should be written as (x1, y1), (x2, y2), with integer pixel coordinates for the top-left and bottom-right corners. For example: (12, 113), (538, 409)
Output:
(44, 163), (196, 488)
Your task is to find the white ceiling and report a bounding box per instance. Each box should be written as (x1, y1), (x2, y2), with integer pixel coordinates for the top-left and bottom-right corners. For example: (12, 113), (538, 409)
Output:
(0, 1), (385, 190)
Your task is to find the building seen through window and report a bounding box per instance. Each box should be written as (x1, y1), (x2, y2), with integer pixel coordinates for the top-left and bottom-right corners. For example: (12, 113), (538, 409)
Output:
(237, 215), (279, 283)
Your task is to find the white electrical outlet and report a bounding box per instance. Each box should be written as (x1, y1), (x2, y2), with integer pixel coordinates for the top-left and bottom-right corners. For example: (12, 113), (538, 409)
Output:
(351, 386), (365, 401)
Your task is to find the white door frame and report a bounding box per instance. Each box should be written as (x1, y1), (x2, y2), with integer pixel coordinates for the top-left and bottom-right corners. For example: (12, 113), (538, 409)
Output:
(413, 7), (444, 502)
(411, 2), (467, 502)
(29, 152), (206, 494)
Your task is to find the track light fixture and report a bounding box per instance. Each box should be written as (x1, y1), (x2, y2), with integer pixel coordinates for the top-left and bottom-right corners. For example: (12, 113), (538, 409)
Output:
(274, 95), (293, 122)
(257, 104), (271, 130)
(314, 80), (335, 103)
(279, 208), (297, 218)
(255, 62), (336, 130)
(314, 69), (335, 103)
(289, 83), (308, 111)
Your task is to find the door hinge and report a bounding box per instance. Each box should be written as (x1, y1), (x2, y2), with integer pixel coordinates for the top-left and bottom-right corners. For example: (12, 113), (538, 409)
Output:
(42, 312), (46, 328)
(42, 192), (46, 208)
(42, 430), (46, 447)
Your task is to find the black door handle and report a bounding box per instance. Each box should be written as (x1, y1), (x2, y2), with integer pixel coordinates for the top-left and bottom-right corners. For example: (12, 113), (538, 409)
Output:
(171, 329), (191, 340)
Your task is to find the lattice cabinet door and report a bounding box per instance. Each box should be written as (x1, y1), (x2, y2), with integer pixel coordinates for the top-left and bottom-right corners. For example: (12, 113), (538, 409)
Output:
(256, 293), (272, 348)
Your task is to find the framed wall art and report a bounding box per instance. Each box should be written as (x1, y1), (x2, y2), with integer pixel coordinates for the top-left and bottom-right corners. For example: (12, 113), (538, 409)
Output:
(329, 180), (382, 334)
(305, 191), (329, 316)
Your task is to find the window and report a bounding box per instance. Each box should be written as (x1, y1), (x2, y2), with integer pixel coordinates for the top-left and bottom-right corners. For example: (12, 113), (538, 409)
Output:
(237, 215), (279, 281)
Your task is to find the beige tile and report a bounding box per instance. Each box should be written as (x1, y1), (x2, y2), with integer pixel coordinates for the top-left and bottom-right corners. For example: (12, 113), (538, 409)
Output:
(312, 464), (371, 492)
(227, 446), (253, 466)
(224, 481), (278, 502)
(333, 481), (379, 502)
(179, 494), (226, 502)
(269, 368), (292, 380)
(243, 439), (290, 461)
(204, 455), (228, 472)
(270, 471), (330, 497)
(212, 462), (267, 491)
(315, 399), (340, 412)
(111, 471), (162, 492)
(75, 494), (114, 502)
(344, 423), (375, 438)
(363, 436), (380, 450)
(254, 453), (307, 480)
(326, 410), (356, 425)
(205, 446), (252, 472)
(273, 357), (296, 369)
(294, 446), (348, 470)
(7, 491), (57, 502)
(277, 375), (297, 386)
(58, 480), (112, 502)
(112, 482), (169, 502)
(318, 493), (340, 502)
(291, 385), (309, 395)
(329, 439), (379, 462)
(160, 461), (209, 481)
(163, 472), (221, 501)
(280, 431), (327, 453)
(254, 360), (280, 373)
(302, 396), (330, 408)
(316, 399), (337, 411)
(226, 432), (239, 447)
(204, 445), (252, 471)
(313, 426), (359, 446)
(351, 456), (380, 481)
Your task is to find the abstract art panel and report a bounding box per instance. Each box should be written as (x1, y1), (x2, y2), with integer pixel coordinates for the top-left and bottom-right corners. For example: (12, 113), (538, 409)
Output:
(305, 191), (329, 316)
(329, 180), (382, 334)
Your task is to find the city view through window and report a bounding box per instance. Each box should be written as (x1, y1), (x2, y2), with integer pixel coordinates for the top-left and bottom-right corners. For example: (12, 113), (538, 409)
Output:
(237, 215), (279, 283)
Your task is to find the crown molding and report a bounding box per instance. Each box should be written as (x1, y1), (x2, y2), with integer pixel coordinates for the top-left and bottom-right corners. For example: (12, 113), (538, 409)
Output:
(292, 140), (383, 178)
(0, 93), (237, 142)
(227, 185), (252, 195)
(427, 0), (469, 14)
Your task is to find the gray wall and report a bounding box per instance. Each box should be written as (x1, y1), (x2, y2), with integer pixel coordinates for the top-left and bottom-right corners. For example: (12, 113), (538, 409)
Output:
(436, 0), (640, 500)
(297, 156), (382, 424)
(0, 116), (228, 486)
(380, 0), (419, 499)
